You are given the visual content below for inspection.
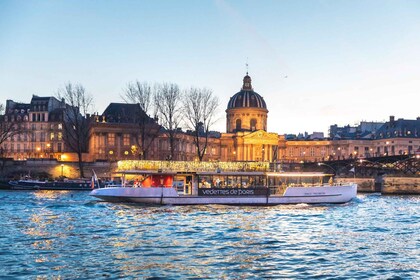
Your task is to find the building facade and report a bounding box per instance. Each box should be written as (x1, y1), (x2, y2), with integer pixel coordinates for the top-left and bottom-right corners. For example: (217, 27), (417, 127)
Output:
(1, 76), (420, 164)
(1, 96), (67, 160)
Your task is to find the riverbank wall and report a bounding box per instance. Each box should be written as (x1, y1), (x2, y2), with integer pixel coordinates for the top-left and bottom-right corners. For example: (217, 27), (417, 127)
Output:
(0, 159), (115, 180)
(382, 177), (420, 195)
(335, 178), (377, 192)
(336, 177), (419, 194)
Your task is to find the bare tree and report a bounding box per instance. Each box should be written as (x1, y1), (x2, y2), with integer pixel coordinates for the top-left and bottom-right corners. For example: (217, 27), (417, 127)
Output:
(154, 83), (182, 160)
(0, 103), (9, 150)
(0, 103), (24, 171)
(121, 81), (153, 113)
(0, 103), (23, 153)
(183, 87), (219, 161)
(57, 83), (93, 178)
(121, 81), (160, 159)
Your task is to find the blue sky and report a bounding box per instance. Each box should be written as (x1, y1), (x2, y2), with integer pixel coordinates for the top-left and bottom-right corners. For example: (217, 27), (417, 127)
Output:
(1, 0), (420, 135)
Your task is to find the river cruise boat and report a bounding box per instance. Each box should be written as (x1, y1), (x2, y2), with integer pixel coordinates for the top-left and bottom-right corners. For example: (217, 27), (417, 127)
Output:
(90, 170), (357, 205)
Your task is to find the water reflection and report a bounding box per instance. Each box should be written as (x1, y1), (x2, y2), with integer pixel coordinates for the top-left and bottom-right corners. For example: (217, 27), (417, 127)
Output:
(0, 191), (419, 279)
(32, 190), (71, 199)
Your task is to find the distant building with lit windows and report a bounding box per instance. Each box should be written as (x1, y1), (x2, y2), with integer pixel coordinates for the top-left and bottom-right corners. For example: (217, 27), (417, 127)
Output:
(2, 96), (67, 160)
(2, 76), (420, 163)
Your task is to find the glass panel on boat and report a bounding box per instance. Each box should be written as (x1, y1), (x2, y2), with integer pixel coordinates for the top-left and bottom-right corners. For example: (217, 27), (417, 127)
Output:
(266, 172), (332, 195)
(196, 172), (266, 189)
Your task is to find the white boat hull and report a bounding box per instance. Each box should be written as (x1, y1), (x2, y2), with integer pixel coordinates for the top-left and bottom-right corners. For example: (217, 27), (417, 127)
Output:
(90, 184), (357, 205)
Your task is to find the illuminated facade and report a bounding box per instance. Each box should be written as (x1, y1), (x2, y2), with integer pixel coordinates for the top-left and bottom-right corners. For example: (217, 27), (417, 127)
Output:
(221, 73), (279, 162)
(2, 78), (420, 164)
(88, 103), (222, 162)
(281, 116), (420, 162)
(2, 96), (67, 160)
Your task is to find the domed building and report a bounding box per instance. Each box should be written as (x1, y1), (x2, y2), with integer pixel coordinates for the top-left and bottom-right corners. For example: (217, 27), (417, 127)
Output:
(220, 73), (279, 162)
(226, 74), (268, 133)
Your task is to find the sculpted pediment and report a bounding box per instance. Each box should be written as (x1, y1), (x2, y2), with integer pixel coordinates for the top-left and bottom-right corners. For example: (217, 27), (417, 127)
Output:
(242, 130), (279, 145)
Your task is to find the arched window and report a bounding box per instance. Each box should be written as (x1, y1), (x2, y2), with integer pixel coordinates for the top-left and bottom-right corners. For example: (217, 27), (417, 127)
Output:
(250, 119), (257, 131)
(236, 119), (242, 131)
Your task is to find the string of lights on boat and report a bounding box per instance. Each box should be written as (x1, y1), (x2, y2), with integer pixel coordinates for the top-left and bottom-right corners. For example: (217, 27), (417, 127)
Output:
(117, 160), (270, 173)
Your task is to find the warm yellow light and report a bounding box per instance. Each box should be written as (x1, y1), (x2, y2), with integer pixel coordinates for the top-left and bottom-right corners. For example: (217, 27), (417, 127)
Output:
(36, 147), (41, 151)
(117, 160), (270, 172)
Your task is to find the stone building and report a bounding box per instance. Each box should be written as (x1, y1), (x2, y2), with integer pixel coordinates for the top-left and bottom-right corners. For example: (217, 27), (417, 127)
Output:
(88, 103), (222, 162)
(1, 96), (67, 160)
(2, 76), (420, 164)
(281, 116), (420, 162)
(220, 73), (279, 162)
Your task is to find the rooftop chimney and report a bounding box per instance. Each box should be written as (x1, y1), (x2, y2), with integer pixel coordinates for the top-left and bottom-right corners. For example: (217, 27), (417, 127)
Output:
(390, 115), (395, 123)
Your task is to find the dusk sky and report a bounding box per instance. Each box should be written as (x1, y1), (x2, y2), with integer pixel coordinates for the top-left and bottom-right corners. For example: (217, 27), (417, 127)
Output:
(1, 0), (420, 135)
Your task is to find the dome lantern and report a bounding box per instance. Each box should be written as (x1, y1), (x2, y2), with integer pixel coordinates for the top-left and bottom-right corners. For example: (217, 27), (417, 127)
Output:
(227, 74), (267, 110)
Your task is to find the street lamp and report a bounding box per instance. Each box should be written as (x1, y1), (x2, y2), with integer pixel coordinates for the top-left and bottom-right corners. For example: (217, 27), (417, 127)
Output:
(318, 162), (336, 175)
(61, 164), (64, 177)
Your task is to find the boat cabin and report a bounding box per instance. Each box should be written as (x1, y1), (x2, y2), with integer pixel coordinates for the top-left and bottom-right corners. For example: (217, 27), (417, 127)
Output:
(111, 170), (334, 196)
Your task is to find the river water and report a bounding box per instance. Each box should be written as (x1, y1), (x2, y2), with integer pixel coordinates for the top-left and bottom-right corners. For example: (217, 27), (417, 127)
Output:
(0, 190), (418, 279)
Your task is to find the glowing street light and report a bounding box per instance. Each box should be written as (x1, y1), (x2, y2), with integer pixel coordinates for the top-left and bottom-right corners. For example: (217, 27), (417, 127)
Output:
(318, 162), (336, 175)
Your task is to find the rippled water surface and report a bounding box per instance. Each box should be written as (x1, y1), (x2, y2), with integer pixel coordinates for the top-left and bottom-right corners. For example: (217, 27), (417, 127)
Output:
(0, 190), (419, 279)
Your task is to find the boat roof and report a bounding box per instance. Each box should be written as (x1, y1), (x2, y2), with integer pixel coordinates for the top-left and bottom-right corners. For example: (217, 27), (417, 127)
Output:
(266, 172), (334, 177)
(115, 170), (333, 177)
(196, 171), (265, 176)
(114, 170), (178, 175)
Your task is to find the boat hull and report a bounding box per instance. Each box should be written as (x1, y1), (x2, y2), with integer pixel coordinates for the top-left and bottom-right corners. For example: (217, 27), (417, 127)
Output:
(90, 184), (357, 205)
(7, 180), (97, 191)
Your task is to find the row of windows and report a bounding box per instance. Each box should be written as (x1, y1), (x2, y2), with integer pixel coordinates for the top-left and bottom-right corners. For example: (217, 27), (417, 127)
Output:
(236, 119), (258, 130)
(9, 132), (62, 142)
(286, 144), (419, 157)
(3, 119), (63, 131)
(95, 133), (220, 155)
(95, 134), (132, 147)
(4, 142), (63, 153)
(6, 113), (49, 122)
